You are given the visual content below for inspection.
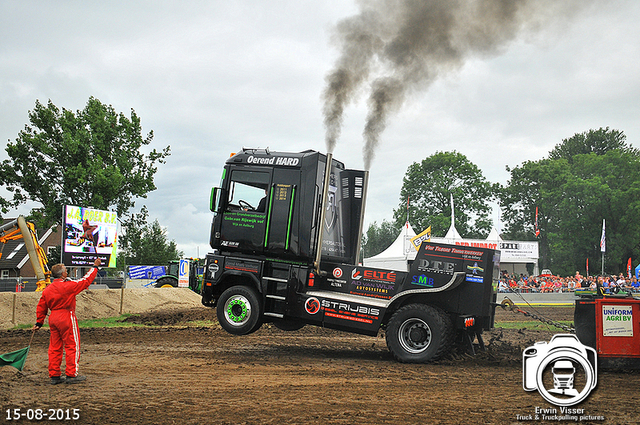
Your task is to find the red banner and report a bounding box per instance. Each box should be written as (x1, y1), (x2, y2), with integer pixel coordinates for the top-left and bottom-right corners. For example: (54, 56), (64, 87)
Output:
(586, 258), (589, 277)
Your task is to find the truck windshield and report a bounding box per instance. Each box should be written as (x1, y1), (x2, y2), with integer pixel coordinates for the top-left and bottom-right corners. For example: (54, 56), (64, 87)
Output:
(228, 171), (270, 212)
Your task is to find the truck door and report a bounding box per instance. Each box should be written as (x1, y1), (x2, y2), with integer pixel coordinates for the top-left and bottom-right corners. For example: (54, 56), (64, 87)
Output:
(264, 168), (299, 256)
(218, 169), (271, 254)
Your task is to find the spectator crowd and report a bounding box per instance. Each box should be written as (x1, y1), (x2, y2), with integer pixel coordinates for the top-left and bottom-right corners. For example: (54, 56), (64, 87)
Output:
(498, 271), (640, 294)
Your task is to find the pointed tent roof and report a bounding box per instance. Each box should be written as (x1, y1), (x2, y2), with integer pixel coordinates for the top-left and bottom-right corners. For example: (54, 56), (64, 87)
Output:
(444, 223), (462, 240)
(367, 221), (416, 260)
(363, 221), (417, 270)
(443, 193), (462, 241)
(485, 227), (502, 242)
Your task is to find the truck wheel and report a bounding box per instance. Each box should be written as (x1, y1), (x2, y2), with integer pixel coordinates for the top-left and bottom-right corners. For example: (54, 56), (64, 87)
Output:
(155, 277), (178, 288)
(217, 286), (263, 335)
(386, 304), (453, 363)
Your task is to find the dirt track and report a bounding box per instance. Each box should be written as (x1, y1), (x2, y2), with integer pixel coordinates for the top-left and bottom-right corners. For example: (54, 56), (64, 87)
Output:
(1, 306), (638, 425)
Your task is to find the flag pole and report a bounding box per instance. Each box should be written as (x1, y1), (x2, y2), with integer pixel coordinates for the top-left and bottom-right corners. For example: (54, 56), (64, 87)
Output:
(406, 195), (410, 225)
(600, 219), (606, 276)
(28, 328), (36, 347)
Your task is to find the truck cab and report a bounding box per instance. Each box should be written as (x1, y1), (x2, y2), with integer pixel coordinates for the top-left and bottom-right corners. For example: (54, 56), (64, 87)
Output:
(208, 148), (365, 263)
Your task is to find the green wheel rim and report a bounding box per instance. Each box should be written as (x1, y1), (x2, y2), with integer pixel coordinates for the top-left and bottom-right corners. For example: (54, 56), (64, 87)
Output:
(224, 294), (252, 326)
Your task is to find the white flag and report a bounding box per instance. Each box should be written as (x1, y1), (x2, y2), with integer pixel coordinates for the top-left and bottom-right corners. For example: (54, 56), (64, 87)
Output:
(600, 219), (606, 253)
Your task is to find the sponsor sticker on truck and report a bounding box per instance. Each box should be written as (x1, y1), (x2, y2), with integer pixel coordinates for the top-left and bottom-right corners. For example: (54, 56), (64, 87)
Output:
(602, 305), (633, 337)
(347, 266), (401, 300)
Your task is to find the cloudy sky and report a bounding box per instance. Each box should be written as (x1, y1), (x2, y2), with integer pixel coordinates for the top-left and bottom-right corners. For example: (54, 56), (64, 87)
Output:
(1, 1), (639, 258)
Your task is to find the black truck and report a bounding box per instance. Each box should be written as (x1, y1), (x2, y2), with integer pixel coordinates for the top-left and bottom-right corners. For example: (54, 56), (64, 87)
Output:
(201, 148), (500, 362)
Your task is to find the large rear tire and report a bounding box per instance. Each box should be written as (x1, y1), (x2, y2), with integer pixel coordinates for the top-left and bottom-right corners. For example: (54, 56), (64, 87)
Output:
(155, 277), (178, 288)
(386, 304), (454, 363)
(217, 285), (263, 335)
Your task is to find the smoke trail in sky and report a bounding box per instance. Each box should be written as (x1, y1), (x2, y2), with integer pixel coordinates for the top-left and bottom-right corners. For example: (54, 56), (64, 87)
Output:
(322, 0), (588, 170)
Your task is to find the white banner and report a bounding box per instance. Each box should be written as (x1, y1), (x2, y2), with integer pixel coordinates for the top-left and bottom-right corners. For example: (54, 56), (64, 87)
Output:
(602, 305), (633, 337)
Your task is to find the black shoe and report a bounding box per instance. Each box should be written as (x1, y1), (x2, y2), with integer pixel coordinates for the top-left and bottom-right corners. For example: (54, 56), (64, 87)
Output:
(65, 375), (87, 384)
(50, 376), (65, 385)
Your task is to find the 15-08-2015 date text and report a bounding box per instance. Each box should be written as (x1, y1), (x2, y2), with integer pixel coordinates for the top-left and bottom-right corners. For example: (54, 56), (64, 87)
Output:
(5, 408), (80, 421)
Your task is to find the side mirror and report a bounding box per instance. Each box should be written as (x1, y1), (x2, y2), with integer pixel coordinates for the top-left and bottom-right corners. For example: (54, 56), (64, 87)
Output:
(210, 187), (222, 213)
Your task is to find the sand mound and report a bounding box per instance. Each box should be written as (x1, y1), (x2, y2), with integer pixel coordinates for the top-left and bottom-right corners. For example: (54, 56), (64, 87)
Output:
(0, 288), (204, 329)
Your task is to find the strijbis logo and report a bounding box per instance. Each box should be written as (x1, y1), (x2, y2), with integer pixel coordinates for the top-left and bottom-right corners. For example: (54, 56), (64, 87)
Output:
(333, 268), (343, 278)
(305, 297), (321, 315)
(321, 300), (380, 316)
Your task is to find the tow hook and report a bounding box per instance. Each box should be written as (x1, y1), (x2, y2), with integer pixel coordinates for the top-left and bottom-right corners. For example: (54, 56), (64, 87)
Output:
(492, 298), (515, 311)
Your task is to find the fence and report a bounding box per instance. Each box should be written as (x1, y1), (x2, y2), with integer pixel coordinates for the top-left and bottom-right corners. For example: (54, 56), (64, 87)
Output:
(0, 277), (124, 292)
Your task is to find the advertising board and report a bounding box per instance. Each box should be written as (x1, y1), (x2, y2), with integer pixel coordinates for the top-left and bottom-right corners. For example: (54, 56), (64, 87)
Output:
(128, 266), (167, 280)
(178, 259), (190, 288)
(62, 205), (118, 267)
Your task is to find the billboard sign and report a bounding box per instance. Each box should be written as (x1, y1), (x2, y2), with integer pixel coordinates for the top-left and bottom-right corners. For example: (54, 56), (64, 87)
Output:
(128, 265), (167, 280)
(178, 259), (190, 288)
(63, 205), (118, 267)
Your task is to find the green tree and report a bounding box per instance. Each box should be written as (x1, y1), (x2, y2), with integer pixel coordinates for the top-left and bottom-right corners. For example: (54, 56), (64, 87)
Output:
(393, 151), (495, 238)
(549, 127), (638, 161)
(46, 245), (62, 269)
(361, 219), (400, 259)
(117, 206), (183, 267)
(0, 97), (170, 228)
(500, 128), (640, 276)
(499, 158), (571, 270)
(557, 151), (640, 275)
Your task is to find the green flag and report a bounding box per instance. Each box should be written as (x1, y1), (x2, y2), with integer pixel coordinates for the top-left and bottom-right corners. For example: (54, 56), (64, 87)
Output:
(0, 346), (30, 371)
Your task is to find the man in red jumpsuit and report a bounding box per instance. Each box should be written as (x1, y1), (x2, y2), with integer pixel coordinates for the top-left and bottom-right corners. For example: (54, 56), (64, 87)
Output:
(34, 258), (101, 384)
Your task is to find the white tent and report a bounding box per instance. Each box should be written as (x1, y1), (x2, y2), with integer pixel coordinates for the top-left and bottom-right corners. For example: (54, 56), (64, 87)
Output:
(485, 227), (502, 242)
(363, 221), (417, 271)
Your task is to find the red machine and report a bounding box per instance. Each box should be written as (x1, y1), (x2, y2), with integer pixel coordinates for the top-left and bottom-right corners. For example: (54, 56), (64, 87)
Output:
(575, 293), (640, 369)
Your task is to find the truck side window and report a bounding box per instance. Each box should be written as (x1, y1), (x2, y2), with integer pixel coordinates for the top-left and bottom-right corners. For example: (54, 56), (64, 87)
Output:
(227, 171), (270, 213)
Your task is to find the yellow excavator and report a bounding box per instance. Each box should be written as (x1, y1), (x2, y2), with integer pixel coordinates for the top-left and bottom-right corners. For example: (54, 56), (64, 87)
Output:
(0, 215), (52, 291)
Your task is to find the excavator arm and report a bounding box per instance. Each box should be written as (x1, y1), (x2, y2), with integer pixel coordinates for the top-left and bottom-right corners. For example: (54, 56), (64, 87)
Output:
(0, 216), (52, 291)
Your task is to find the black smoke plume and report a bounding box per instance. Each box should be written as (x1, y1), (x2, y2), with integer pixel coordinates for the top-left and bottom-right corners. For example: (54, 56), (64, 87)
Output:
(323, 0), (586, 170)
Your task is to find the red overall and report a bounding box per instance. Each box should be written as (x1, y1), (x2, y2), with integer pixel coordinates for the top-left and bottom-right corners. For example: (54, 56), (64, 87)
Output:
(36, 268), (98, 378)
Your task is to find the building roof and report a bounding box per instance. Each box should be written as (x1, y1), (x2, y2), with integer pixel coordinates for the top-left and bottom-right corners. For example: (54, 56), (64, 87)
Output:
(0, 218), (55, 270)
(0, 218), (24, 269)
